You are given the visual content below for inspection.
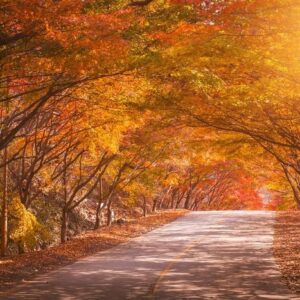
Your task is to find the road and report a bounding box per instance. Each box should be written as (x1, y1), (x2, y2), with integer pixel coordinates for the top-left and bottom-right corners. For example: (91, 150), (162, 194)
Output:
(2, 211), (298, 300)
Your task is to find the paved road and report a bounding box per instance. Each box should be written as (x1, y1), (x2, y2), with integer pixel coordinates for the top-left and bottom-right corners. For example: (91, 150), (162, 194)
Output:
(2, 211), (298, 300)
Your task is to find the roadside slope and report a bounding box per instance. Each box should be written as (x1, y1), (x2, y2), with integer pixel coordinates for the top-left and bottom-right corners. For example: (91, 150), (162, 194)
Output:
(273, 211), (300, 294)
(0, 210), (187, 292)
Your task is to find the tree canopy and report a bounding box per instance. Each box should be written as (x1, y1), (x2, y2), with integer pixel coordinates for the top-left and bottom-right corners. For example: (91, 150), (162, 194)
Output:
(1, 0), (299, 255)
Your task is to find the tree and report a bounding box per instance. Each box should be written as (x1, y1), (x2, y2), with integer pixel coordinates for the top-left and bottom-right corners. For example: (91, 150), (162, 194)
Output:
(52, 144), (114, 243)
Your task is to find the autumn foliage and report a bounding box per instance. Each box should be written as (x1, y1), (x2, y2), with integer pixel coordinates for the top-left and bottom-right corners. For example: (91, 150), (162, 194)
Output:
(0, 0), (299, 255)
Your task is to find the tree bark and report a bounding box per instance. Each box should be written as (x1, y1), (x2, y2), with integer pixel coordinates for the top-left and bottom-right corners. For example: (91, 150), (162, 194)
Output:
(94, 179), (103, 230)
(281, 164), (300, 208)
(61, 208), (68, 243)
(94, 203), (102, 230)
(184, 191), (191, 210)
(176, 191), (185, 208)
(152, 198), (158, 212)
(157, 187), (171, 210)
(107, 201), (113, 226)
(170, 189), (177, 209)
(142, 195), (147, 217)
(1, 146), (8, 256)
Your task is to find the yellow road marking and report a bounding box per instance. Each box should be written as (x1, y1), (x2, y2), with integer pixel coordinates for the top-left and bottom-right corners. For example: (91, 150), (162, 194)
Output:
(150, 239), (197, 294)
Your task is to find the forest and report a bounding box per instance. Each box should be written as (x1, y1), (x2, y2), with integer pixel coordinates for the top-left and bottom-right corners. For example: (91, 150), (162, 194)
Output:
(0, 0), (300, 257)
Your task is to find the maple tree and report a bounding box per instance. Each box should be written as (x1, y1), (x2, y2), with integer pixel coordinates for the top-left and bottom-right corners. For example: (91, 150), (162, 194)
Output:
(0, 0), (299, 256)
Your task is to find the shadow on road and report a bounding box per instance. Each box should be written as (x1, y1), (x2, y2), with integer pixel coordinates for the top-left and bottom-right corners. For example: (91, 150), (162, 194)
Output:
(2, 211), (298, 300)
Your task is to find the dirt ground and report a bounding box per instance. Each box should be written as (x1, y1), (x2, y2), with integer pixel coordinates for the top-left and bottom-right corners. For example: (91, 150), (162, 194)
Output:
(0, 209), (187, 292)
(273, 211), (300, 294)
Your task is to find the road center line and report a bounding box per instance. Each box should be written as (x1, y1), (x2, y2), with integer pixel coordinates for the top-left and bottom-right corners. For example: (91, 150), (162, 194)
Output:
(150, 239), (198, 294)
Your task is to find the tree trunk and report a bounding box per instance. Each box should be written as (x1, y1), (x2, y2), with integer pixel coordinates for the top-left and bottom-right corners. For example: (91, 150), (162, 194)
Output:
(94, 202), (102, 230)
(142, 195), (147, 217)
(175, 196), (182, 208)
(190, 201), (197, 211)
(61, 208), (68, 243)
(94, 179), (103, 230)
(184, 192), (191, 210)
(170, 190), (176, 209)
(281, 164), (300, 209)
(152, 198), (158, 212)
(292, 190), (300, 209)
(1, 146), (8, 256)
(157, 187), (170, 210)
(107, 202), (113, 226)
